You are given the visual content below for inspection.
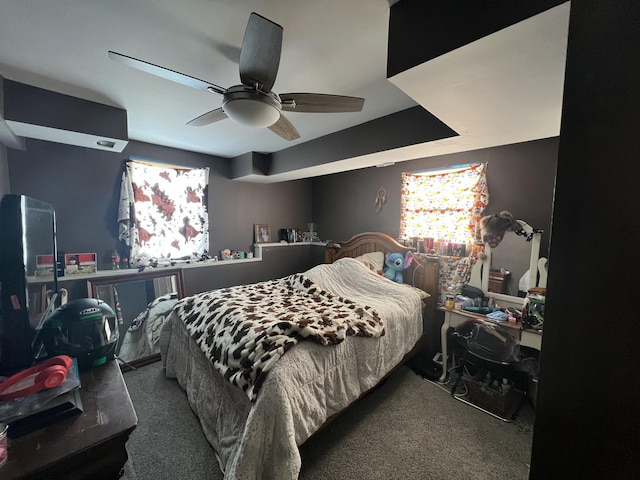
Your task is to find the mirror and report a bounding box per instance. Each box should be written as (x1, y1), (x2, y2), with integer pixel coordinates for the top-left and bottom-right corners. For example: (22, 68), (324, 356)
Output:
(87, 268), (184, 369)
(486, 233), (533, 296)
(468, 231), (547, 309)
(0, 194), (60, 374)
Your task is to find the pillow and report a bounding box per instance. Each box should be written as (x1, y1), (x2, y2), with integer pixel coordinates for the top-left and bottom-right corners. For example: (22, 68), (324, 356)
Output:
(354, 251), (384, 272)
(401, 284), (431, 300)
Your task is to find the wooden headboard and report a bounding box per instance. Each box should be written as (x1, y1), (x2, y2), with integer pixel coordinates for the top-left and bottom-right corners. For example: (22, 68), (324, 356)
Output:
(325, 231), (413, 263)
(325, 232), (440, 335)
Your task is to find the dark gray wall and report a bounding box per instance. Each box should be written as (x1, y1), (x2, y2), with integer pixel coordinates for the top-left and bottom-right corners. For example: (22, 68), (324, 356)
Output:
(312, 137), (558, 258)
(0, 145), (8, 196)
(530, 2), (640, 478)
(9, 136), (557, 300)
(7, 138), (313, 280)
(182, 245), (325, 296)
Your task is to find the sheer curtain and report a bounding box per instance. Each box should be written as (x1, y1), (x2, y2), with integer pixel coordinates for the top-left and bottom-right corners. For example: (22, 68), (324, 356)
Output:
(400, 163), (489, 303)
(400, 163), (489, 244)
(118, 160), (209, 266)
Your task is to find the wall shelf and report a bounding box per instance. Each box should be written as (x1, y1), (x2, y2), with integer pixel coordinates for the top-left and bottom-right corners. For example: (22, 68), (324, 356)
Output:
(27, 243), (328, 285)
(27, 258), (263, 285)
(253, 241), (326, 258)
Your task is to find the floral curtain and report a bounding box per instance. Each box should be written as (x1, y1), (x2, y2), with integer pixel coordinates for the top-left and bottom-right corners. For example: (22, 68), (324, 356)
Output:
(436, 255), (477, 304)
(400, 163), (489, 244)
(118, 160), (209, 266)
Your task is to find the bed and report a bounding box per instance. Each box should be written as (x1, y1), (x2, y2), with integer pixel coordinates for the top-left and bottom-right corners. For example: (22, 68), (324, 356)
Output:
(159, 232), (439, 479)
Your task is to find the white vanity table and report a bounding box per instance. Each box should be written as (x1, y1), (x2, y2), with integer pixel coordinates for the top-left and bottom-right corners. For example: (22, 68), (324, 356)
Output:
(438, 231), (547, 382)
(438, 307), (542, 382)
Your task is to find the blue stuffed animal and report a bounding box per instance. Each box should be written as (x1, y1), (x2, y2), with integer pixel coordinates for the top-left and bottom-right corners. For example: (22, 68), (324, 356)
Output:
(383, 251), (414, 283)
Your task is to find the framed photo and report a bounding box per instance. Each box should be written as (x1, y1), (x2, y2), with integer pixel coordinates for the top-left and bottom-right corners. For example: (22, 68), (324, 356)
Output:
(255, 224), (271, 243)
(64, 252), (97, 275)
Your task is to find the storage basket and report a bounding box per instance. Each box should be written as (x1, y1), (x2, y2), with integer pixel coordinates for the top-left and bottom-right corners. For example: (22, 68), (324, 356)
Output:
(466, 376), (523, 418)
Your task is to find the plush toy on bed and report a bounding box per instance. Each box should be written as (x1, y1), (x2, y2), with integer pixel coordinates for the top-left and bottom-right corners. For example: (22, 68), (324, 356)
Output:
(383, 251), (414, 283)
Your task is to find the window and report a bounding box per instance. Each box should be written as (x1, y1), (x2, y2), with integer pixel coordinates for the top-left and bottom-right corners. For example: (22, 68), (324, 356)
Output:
(400, 163), (488, 249)
(400, 163), (488, 303)
(118, 160), (209, 266)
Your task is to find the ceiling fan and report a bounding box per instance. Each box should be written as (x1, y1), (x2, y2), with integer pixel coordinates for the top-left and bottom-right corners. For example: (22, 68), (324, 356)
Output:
(108, 12), (365, 141)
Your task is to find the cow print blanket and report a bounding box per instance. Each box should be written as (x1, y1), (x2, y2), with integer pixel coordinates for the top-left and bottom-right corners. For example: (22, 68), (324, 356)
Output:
(174, 273), (383, 401)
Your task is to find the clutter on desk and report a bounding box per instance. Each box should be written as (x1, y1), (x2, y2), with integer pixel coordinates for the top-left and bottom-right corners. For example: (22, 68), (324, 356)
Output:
(463, 306), (495, 315)
(523, 289), (545, 331)
(454, 295), (473, 310)
(448, 284), (485, 310)
(445, 277), (544, 331)
(486, 310), (510, 322)
(461, 284), (484, 303)
(445, 292), (455, 309)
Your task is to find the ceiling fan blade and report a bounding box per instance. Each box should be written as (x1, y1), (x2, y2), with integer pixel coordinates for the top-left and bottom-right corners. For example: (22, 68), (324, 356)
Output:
(280, 93), (365, 113)
(268, 114), (300, 141)
(186, 108), (228, 127)
(239, 13), (283, 93)
(108, 51), (226, 95)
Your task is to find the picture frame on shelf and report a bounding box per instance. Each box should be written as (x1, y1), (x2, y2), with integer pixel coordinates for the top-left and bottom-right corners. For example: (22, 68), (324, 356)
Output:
(64, 252), (97, 275)
(255, 224), (271, 243)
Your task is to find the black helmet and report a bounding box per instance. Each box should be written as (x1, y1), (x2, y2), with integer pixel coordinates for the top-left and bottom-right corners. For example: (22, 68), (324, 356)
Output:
(40, 298), (119, 370)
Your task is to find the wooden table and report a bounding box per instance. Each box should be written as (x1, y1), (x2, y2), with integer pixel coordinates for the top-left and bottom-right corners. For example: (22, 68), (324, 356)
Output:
(0, 361), (137, 479)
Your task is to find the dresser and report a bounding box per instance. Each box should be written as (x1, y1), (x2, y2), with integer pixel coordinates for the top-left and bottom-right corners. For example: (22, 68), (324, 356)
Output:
(488, 270), (510, 294)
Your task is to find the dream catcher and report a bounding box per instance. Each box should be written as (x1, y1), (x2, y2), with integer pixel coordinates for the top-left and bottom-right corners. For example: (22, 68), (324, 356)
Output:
(375, 186), (387, 212)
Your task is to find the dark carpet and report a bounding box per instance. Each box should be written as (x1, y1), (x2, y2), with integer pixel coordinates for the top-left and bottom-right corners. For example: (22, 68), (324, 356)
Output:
(122, 362), (534, 479)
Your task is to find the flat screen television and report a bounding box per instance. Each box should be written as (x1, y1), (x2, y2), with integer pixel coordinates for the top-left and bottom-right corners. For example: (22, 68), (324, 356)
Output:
(0, 194), (59, 375)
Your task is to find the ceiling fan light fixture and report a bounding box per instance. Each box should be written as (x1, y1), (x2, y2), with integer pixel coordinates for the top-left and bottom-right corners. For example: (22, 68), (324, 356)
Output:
(222, 87), (281, 128)
(109, 13), (365, 140)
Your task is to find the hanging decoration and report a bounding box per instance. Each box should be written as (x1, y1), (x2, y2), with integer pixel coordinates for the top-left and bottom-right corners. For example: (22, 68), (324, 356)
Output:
(375, 186), (387, 212)
(479, 211), (543, 247)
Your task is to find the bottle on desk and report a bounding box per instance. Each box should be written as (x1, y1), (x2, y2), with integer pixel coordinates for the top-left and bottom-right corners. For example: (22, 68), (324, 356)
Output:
(445, 287), (455, 309)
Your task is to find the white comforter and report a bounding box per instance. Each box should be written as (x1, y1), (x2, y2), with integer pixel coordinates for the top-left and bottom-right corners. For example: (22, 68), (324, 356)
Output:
(160, 258), (423, 479)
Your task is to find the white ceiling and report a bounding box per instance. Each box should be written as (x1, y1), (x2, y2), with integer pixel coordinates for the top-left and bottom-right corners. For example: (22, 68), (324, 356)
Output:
(0, 1), (570, 177)
(0, 0), (416, 158)
(388, 3), (569, 160)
